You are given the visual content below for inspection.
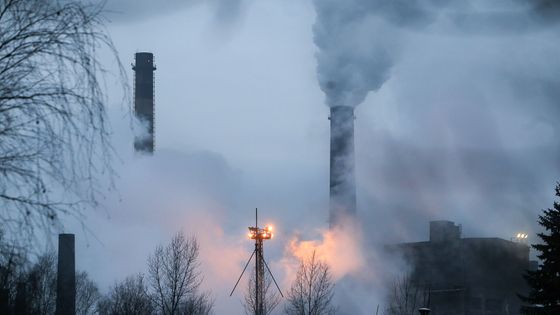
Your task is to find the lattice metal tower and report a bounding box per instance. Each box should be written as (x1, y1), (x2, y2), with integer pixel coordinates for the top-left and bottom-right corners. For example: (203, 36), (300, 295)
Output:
(230, 209), (283, 315)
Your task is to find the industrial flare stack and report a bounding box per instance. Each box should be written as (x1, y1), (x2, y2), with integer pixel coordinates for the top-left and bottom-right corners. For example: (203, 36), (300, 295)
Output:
(133, 52), (156, 153)
(230, 209), (283, 315)
(329, 105), (356, 226)
(248, 218), (273, 315)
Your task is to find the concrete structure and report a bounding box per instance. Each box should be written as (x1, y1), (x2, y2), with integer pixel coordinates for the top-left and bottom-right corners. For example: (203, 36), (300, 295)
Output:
(390, 221), (530, 315)
(329, 105), (356, 226)
(56, 234), (75, 315)
(133, 52), (156, 153)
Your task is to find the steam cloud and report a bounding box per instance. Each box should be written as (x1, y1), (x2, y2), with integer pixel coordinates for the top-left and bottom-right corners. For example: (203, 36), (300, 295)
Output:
(312, 0), (444, 107)
(283, 221), (364, 283)
(52, 1), (560, 314)
(311, 0), (560, 312)
(313, 0), (396, 107)
(312, 0), (560, 107)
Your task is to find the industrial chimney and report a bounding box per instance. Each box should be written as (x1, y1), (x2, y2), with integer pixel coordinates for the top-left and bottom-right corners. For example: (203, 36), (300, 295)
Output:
(329, 105), (356, 226)
(56, 234), (75, 315)
(133, 52), (156, 153)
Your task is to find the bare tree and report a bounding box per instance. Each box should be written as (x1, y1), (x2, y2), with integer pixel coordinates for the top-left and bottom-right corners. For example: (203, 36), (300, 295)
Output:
(7, 252), (102, 315)
(98, 273), (153, 315)
(384, 273), (429, 315)
(284, 251), (336, 315)
(0, 0), (125, 245)
(147, 232), (213, 315)
(0, 230), (26, 313)
(76, 270), (101, 315)
(243, 271), (281, 315)
(25, 252), (57, 315)
(181, 291), (214, 315)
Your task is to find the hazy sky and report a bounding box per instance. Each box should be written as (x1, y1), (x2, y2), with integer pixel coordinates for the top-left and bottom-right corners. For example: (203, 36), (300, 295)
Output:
(61, 1), (560, 313)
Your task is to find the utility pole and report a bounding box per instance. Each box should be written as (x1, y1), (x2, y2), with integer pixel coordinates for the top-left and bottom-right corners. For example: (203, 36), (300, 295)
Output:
(230, 209), (283, 315)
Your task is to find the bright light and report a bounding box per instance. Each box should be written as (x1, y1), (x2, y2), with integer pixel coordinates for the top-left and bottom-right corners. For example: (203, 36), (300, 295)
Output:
(246, 225), (275, 240)
(516, 232), (529, 240)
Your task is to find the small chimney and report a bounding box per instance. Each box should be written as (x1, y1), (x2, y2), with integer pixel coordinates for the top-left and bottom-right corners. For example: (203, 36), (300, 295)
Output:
(429, 221), (461, 242)
(329, 105), (356, 226)
(56, 234), (75, 315)
(133, 52), (156, 153)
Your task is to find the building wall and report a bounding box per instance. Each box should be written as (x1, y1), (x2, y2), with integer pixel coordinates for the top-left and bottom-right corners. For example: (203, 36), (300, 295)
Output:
(390, 221), (529, 315)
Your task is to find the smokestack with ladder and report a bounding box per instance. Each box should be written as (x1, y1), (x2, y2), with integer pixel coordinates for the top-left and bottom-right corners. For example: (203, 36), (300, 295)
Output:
(329, 105), (356, 227)
(133, 52), (156, 153)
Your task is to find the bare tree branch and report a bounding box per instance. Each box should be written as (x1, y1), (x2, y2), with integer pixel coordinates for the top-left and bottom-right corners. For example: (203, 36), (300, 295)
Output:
(147, 232), (213, 315)
(243, 268), (281, 315)
(76, 270), (101, 315)
(284, 251), (336, 315)
(99, 273), (153, 315)
(0, 0), (126, 246)
(26, 252), (57, 314)
(384, 273), (429, 315)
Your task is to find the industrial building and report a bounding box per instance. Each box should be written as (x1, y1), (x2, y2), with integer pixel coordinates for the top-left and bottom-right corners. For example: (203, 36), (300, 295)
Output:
(390, 221), (531, 315)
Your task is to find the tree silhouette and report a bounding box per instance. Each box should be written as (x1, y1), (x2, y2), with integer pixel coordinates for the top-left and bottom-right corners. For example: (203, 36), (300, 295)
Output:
(385, 273), (429, 315)
(284, 251), (336, 315)
(147, 232), (213, 315)
(243, 270), (281, 315)
(521, 184), (560, 314)
(0, 0), (125, 245)
(76, 271), (101, 315)
(98, 274), (153, 315)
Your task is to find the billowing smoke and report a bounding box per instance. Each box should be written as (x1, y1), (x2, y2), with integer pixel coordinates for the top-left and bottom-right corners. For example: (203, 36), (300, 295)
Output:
(283, 220), (364, 283)
(43, 1), (560, 314)
(312, 0), (441, 108)
(313, 0), (560, 108)
(97, 0), (247, 26)
(280, 218), (404, 313)
(311, 0), (560, 312)
(313, 0), (397, 107)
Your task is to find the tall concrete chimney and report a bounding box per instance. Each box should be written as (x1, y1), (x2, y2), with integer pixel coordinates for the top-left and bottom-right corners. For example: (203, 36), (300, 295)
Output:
(56, 234), (75, 315)
(133, 52), (156, 153)
(329, 105), (356, 226)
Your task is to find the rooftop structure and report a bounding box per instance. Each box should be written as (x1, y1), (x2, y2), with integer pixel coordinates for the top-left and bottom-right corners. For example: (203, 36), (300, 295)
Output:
(389, 221), (530, 315)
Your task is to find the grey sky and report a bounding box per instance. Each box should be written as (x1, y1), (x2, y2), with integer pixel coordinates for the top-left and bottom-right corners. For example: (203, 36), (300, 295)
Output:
(59, 0), (560, 313)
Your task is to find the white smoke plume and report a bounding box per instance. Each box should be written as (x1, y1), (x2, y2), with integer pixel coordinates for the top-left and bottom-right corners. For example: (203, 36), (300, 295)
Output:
(313, 0), (398, 107)
(38, 1), (560, 314)
(312, 0), (560, 108)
